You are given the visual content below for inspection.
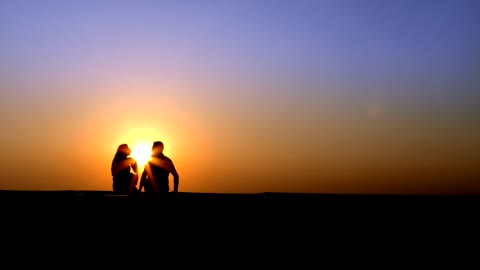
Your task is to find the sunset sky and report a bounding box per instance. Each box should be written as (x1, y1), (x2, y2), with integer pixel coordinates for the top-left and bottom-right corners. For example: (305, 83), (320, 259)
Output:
(1, 0), (479, 194)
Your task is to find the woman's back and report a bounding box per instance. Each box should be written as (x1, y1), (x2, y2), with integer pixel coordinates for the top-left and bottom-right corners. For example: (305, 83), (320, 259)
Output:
(111, 144), (138, 195)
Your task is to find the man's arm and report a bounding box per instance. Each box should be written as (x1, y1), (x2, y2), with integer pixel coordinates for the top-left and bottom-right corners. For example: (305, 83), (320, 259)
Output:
(170, 162), (179, 192)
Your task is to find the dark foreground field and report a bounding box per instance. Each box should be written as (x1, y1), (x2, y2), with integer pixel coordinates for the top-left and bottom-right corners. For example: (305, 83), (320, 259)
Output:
(1, 190), (478, 259)
(0, 191), (480, 252)
(2, 190), (479, 226)
(2, 190), (479, 213)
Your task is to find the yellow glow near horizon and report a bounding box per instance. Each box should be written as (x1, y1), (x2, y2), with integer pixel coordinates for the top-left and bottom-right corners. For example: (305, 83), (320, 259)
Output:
(130, 143), (152, 168)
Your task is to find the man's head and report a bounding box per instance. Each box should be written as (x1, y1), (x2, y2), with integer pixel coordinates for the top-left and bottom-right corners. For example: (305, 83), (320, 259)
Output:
(152, 141), (164, 154)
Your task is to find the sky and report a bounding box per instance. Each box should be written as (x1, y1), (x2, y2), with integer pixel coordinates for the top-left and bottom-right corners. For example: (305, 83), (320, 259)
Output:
(0, 0), (479, 194)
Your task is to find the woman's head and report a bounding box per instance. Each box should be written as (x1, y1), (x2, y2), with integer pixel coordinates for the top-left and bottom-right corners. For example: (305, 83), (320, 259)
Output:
(116, 144), (131, 156)
(111, 144), (134, 175)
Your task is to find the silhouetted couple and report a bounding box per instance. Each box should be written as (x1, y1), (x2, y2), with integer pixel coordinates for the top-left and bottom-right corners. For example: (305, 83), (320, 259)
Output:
(110, 141), (179, 199)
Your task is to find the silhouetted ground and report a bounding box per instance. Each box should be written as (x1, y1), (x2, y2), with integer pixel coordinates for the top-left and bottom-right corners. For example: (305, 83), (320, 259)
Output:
(2, 190), (478, 213)
(2, 190), (479, 225)
(1, 190), (478, 257)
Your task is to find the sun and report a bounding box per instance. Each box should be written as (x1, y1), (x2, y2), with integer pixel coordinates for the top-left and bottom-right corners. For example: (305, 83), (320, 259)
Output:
(130, 143), (152, 168)
(117, 127), (176, 170)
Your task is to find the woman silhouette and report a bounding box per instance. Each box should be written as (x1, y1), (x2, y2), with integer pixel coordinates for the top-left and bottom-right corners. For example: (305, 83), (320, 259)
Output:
(111, 144), (138, 195)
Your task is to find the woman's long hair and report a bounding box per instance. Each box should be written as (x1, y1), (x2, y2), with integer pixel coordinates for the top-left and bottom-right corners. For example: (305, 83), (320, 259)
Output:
(111, 144), (131, 176)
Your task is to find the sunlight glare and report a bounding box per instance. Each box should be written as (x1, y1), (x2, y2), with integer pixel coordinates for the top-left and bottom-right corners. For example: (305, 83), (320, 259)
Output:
(130, 143), (152, 168)
(117, 127), (177, 172)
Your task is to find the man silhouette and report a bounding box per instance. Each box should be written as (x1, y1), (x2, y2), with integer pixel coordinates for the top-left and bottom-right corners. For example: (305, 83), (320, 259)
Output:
(139, 141), (179, 198)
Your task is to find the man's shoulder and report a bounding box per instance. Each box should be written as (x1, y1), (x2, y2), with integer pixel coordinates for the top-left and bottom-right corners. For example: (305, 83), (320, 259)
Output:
(163, 157), (175, 167)
(157, 154), (172, 162)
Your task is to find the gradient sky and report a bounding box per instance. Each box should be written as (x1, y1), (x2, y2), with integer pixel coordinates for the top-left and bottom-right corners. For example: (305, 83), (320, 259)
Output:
(1, 0), (479, 194)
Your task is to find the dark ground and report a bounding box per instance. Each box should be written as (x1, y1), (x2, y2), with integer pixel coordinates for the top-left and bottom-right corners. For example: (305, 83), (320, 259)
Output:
(2, 190), (479, 228)
(2, 190), (479, 216)
(1, 190), (478, 260)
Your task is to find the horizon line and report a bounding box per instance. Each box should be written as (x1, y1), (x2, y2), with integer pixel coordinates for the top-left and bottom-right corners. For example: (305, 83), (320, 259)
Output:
(0, 189), (479, 197)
